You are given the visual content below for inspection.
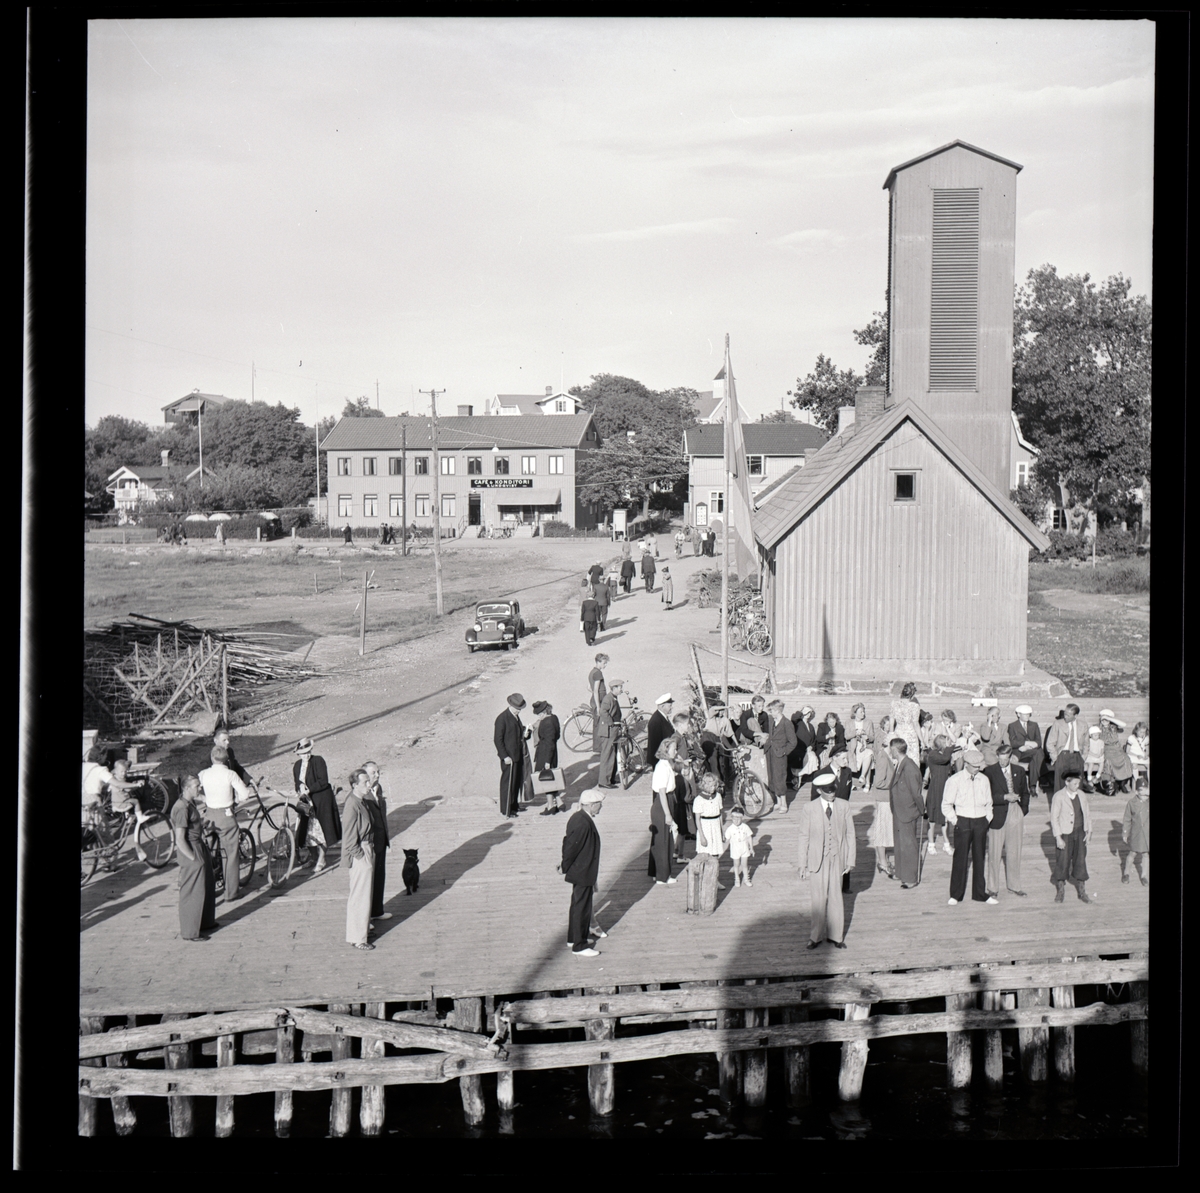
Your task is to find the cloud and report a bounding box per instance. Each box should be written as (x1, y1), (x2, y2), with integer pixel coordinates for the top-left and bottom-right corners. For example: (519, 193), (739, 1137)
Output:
(576, 217), (737, 243)
(776, 228), (849, 253)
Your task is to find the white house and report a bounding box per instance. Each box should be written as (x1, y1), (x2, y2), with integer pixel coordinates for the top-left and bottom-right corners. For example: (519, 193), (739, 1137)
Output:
(482, 387), (583, 416)
(105, 451), (212, 519)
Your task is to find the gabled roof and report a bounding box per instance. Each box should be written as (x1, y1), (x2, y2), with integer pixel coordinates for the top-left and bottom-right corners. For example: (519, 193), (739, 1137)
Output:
(753, 399), (1050, 552)
(320, 413), (599, 452)
(162, 391), (231, 413)
(752, 464), (803, 508)
(694, 392), (724, 422)
(1011, 411), (1039, 455)
(535, 391), (580, 408)
(883, 139), (1023, 190)
(106, 464), (211, 487)
(683, 422), (828, 457)
(491, 395), (546, 415)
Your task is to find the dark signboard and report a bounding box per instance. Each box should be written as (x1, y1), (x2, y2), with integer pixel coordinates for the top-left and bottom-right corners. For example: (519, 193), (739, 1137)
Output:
(470, 478), (534, 489)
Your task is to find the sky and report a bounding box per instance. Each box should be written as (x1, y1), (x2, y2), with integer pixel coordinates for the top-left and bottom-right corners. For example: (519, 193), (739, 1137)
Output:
(85, 17), (1156, 428)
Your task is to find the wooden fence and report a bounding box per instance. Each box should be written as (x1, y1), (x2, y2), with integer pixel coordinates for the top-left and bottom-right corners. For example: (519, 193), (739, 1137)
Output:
(79, 954), (1148, 1137)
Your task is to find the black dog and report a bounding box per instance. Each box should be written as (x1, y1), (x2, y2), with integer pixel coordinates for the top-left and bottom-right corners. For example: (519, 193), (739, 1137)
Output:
(401, 849), (420, 895)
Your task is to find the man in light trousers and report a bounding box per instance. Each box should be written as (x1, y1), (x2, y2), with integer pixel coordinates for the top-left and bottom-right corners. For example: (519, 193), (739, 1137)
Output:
(198, 746), (252, 903)
(797, 772), (856, 949)
(342, 768), (376, 950)
(982, 744), (1030, 898)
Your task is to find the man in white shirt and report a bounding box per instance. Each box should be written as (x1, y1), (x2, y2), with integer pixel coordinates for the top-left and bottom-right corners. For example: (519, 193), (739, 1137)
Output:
(198, 746), (252, 902)
(941, 748), (995, 906)
(1046, 703), (1086, 795)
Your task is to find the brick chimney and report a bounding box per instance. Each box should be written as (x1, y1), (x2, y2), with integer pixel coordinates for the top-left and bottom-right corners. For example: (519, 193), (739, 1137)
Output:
(854, 386), (887, 426)
(836, 406), (856, 436)
(457, 404), (474, 417)
(545, 386), (553, 396)
(161, 449), (170, 468)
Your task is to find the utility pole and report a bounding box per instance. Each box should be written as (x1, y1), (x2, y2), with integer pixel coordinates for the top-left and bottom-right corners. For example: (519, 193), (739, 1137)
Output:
(376, 379), (379, 410)
(420, 388), (447, 616)
(401, 420), (407, 558)
(197, 403), (205, 488)
(314, 384), (321, 524)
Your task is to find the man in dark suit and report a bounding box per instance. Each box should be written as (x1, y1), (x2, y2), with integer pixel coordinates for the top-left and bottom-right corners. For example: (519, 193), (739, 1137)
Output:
(593, 570), (611, 630)
(1046, 703), (1087, 795)
(559, 788), (605, 956)
(983, 743), (1031, 897)
(1007, 704), (1045, 794)
(645, 694), (675, 771)
(739, 695), (770, 743)
(293, 737), (342, 870)
(888, 738), (924, 887)
(764, 699), (797, 813)
(580, 589), (600, 645)
(493, 693), (528, 818)
(363, 761), (391, 922)
(596, 682), (625, 788)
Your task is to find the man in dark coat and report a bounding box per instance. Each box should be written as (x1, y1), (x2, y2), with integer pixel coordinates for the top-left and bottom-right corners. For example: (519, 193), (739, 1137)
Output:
(580, 589), (600, 645)
(764, 699), (798, 812)
(293, 738), (342, 867)
(982, 743), (1030, 897)
(596, 683), (624, 788)
(619, 556), (636, 594)
(493, 693), (528, 818)
(641, 550), (656, 592)
(810, 746), (854, 802)
(888, 738), (924, 887)
(739, 696), (770, 744)
(559, 789), (605, 955)
(592, 571), (611, 630)
(588, 562), (605, 587)
(1007, 704), (1046, 794)
(645, 694), (675, 771)
(363, 761), (392, 921)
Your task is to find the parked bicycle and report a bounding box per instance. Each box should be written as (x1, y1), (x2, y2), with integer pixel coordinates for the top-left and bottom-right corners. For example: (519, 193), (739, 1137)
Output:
(729, 743), (775, 819)
(563, 704), (596, 753)
(243, 778), (318, 888)
(201, 815), (257, 896)
(81, 797), (174, 886)
(613, 696), (649, 790)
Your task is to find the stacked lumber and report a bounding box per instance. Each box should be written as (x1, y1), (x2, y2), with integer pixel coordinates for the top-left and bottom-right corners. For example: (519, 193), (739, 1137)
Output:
(83, 614), (317, 733)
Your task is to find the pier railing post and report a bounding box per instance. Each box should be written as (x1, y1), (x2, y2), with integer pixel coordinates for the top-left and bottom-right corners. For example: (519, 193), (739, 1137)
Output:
(743, 979), (768, 1108)
(360, 1002), (387, 1136)
(78, 1016), (106, 1136)
(946, 992), (975, 1090)
(715, 979), (742, 1104)
(274, 1013), (295, 1137)
(1017, 987), (1050, 1083)
(106, 1019), (138, 1136)
(215, 1032), (236, 1136)
(585, 986), (617, 1117)
(783, 1004), (810, 1104)
(454, 997), (487, 1127)
(981, 990), (1004, 1091)
(1051, 958), (1078, 1084)
(1130, 951), (1148, 1075)
(328, 1003), (352, 1137)
(837, 1000), (871, 1101)
(162, 1013), (194, 1137)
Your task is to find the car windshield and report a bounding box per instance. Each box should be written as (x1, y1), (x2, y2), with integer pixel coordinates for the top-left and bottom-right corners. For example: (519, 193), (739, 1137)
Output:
(477, 604), (512, 618)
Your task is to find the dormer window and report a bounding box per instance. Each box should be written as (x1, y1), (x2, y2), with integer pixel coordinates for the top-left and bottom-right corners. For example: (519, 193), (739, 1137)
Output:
(555, 400), (566, 412)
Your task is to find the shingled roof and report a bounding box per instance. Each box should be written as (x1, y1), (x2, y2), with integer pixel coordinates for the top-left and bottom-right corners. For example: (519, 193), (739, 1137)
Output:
(320, 413), (599, 452)
(683, 422), (828, 457)
(752, 399), (1050, 552)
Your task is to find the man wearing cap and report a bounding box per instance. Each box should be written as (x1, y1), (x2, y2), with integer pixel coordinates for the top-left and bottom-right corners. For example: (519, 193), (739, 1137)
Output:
(941, 749), (995, 905)
(764, 699), (798, 813)
(558, 788), (605, 956)
(293, 737), (342, 870)
(1007, 705), (1045, 794)
(646, 695), (675, 774)
(701, 701), (737, 784)
(494, 694), (529, 818)
(1050, 771), (1092, 903)
(1046, 704), (1086, 795)
(199, 746), (253, 901)
(596, 681), (625, 789)
(797, 772), (856, 948)
(887, 738), (925, 888)
(982, 744), (1030, 897)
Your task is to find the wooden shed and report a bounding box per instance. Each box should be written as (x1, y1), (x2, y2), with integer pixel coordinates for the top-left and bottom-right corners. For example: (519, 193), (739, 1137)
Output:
(754, 397), (1050, 678)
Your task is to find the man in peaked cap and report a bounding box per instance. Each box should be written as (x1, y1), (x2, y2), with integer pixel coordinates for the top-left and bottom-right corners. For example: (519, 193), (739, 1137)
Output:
(797, 772), (856, 948)
(494, 693), (530, 819)
(645, 694), (675, 773)
(1007, 704), (1046, 795)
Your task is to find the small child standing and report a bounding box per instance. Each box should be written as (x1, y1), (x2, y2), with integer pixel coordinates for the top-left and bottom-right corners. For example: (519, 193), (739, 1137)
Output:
(1126, 722), (1150, 780)
(1121, 778), (1149, 886)
(660, 567), (674, 610)
(1084, 725), (1106, 784)
(725, 808), (755, 887)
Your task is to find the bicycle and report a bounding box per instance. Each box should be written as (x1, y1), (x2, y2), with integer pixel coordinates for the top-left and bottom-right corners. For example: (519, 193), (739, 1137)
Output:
(729, 744), (776, 819)
(563, 704), (596, 753)
(237, 779), (316, 888)
(81, 798), (175, 886)
(201, 813), (257, 896)
(612, 698), (649, 790)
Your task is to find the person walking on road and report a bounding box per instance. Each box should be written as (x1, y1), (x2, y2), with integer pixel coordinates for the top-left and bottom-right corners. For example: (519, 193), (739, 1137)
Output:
(580, 586), (600, 646)
(660, 566), (674, 609)
(293, 737), (341, 871)
(619, 556), (636, 594)
(641, 549), (656, 593)
(593, 569), (611, 631)
(363, 761), (392, 923)
(559, 789), (606, 956)
(494, 693), (529, 819)
(170, 775), (218, 942)
(199, 746), (252, 903)
(342, 769), (375, 950)
(797, 772), (856, 948)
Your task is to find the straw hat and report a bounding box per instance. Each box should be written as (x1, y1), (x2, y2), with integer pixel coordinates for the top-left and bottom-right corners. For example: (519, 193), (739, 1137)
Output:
(294, 737), (314, 755)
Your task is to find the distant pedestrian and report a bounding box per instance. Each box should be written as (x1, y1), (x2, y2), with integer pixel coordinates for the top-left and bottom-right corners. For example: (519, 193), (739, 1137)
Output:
(593, 569), (611, 630)
(170, 775), (218, 942)
(660, 567), (674, 609)
(343, 523), (353, 544)
(641, 550), (656, 592)
(588, 562), (605, 587)
(363, 761), (391, 923)
(214, 522), (225, 546)
(674, 530), (685, 557)
(580, 587), (600, 645)
(619, 556), (636, 594)
(1121, 777), (1149, 885)
(342, 768), (376, 950)
(493, 693), (529, 819)
(559, 788), (605, 956)
(1050, 770), (1092, 903)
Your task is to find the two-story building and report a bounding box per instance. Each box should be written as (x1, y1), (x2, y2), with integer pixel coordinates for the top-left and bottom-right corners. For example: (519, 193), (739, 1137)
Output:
(162, 390), (232, 425)
(105, 451), (212, 519)
(318, 413), (603, 531)
(682, 422), (829, 528)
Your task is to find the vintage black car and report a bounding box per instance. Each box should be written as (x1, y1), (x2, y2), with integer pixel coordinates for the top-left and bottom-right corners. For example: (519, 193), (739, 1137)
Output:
(466, 600), (525, 652)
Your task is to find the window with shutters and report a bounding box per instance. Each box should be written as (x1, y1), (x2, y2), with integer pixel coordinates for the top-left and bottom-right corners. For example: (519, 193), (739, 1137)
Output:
(929, 188), (979, 390)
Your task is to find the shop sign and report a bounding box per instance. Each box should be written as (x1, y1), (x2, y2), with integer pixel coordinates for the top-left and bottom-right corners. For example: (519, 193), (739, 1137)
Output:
(470, 478), (534, 489)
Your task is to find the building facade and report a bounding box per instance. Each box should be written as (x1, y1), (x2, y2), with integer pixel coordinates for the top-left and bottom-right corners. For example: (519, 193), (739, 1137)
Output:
(318, 413), (602, 531)
(162, 390), (231, 425)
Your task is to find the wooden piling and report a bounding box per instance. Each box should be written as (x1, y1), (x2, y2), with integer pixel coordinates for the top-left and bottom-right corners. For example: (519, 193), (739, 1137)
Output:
(981, 991), (1004, 1091)
(1017, 987), (1050, 1083)
(837, 1002), (871, 1101)
(106, 1020), (138, 1135)
(1129, 950), (1148, 1075)
(715, 979), (742, 1104)
(360, 1002), (387, 1136)
(946, 991), (975, 1090)
(274, 1013), (295, 1137)
(328, 1002), (352, 1137)
(454, 997), (486, 1127)
(496, 1070), (515, 1113)
(1051, 984), (1076, 1083)
(79, 1016), (106, 1136)
(742, 979), (768, 1108)
(163, 1013), (194, 1137)
(214, 1033), (236, 1136)
(783, 1005), (810, 1104)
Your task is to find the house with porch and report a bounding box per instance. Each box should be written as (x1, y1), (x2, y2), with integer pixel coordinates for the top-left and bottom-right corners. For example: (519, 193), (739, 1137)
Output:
(105, 451), (212, 519)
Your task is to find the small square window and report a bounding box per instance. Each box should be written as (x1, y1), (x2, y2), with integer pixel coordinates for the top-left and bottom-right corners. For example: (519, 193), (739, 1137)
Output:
(494, 456), (510, 475)
(894, 473), (917, 502)
(467, 457), (482, 475)
(747, 455), (763, 476)
(414, 457), (429, 475)
(363, 457), (377, 476)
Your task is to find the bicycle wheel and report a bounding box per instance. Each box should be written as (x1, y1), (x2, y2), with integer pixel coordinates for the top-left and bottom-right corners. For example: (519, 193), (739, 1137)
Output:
(264, 797), (302, 835)
(739, 776), (772, 819)
(81, 827), (98, 886)
(137, 814), (175, 869)
(729, 622), (746, 651)
(619, 743), (635, 790)
(266, 826), (296, 888)
(563, 712), (592, 753)
(210, 836), (226, 894)
(238, 829), (257, 886)
(141, 775), (172, 815)
(747, 628), (773, 656)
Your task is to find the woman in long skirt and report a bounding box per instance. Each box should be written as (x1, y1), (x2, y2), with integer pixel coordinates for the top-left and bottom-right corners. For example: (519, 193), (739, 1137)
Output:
(649, 740), (679, 884)
(533, 700), (564, 813)
(171, 776), (217, 942)
(925, 734), (956, 855)
(868, 716), (896, 877)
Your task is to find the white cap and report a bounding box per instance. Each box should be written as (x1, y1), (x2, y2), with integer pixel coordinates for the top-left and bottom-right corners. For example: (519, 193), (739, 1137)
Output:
(812, 773), (835, 787)
(656, 693), (673, 705)
(579, 787), (606, 804)
(1098, 708), (1116, 719)
(1014, 704), (1033, 716)
(1088, 725), (1102, 735)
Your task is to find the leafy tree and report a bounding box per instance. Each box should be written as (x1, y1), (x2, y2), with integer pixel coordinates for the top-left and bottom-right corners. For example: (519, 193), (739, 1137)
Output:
(785, 354), (863, 434)
(758, 409), (797, 424)
(341, 396), (385, 418)
(1013, 266), (1151, 527)
(853, 304), (888, 387)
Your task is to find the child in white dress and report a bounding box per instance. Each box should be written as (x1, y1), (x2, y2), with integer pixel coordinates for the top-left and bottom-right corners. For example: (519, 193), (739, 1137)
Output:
(1084, 725), (1106, 783)
(725, 808), (755, 887)
(692, 772), (726, 890)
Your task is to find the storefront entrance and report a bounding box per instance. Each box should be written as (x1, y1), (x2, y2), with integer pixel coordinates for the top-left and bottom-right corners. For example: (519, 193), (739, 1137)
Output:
(469, 494), (481, 526)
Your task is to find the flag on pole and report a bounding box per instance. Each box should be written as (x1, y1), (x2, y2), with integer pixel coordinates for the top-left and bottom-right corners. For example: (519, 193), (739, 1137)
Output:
(723, 335), (759, 580)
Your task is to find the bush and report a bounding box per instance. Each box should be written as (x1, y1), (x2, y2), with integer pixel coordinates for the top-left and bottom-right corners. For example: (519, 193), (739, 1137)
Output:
(1031, 525), (1141, 563)
(1100, 560), (1150, 593)
(542, 522), (610, 538)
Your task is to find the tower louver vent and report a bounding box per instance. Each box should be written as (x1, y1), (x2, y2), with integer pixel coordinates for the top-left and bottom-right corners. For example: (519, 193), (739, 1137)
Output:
(929, 188), (979, 390)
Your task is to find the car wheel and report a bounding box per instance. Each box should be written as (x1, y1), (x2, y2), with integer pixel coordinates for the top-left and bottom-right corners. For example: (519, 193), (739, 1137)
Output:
(468, 645), (476, 653)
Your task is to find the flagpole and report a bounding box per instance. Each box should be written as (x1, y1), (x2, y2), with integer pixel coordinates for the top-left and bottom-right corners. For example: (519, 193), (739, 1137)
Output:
(721, 334), (731, 710)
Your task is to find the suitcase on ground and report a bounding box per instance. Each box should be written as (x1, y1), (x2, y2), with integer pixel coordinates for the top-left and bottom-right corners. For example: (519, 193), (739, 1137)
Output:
(686, 853), (720, 916)
(530, 767), (566, 796)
